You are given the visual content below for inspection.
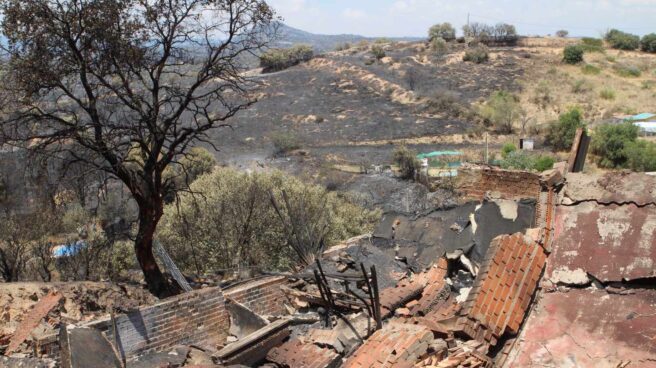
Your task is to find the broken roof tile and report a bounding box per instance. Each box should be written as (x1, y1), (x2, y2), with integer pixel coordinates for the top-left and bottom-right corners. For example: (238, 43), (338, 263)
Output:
(407, 259), (450, 316)
(266, 338), (341, 368)
(457, 233), (546, 344)
(548, 202), (656, 283)
(343, 322), (433, 368)
(5, 291), (62, 356)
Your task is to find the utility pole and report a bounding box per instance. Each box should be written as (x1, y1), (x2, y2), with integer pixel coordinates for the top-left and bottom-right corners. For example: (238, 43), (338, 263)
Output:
(485, 132), (489, 164)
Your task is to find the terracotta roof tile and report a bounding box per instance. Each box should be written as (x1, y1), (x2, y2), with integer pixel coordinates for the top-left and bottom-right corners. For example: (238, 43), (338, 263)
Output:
(343, 322), (433, 368)
(456, 233), (546, 344)
(266, 338), (341, 368)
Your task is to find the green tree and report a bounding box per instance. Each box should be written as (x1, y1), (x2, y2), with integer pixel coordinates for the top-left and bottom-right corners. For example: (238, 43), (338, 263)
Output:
(0, 0), (276, 296)
(429, 23), (456, 41)
(556, 30), (569, 38)
(591, 122), (639, 168)
(545, 108), (586, 151)
(158, 168), (380, 273)
(479, 91), (522, 134)
(641, 33), (656, 53)
(605, 29), (640, 50)
(371, 45), (386, 60)
(393, 146), (420, 180)
(624, 140), (656, 172)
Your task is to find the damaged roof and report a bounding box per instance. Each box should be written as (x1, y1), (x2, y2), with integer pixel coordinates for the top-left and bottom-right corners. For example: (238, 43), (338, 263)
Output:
(563, 172), (656, 206)
(549, 202), (656, 283)
(373, 199), (536, 269)
(506, 289), (656, 367)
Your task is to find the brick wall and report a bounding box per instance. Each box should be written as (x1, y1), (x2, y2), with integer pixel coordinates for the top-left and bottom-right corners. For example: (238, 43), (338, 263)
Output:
(87, 287), (229, 359)
(224, 276), (288, 317)
(458, 168), (541, 201)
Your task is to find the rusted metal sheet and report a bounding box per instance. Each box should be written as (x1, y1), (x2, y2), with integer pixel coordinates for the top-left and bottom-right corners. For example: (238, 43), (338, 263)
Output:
(548, 203), (656, 282)
(564, 172), (656, 206)
(506, 289), (656, 367)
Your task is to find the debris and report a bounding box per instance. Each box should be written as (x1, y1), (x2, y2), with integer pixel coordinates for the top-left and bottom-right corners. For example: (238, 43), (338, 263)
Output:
(266, 338), (341, 368)
(226, 299), (269, 340)
(59, 325), (121, 368)
(5, 292), (62, 356)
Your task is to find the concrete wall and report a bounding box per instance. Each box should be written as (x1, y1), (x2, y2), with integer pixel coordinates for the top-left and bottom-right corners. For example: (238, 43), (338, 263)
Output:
(224, 276), (289, 317)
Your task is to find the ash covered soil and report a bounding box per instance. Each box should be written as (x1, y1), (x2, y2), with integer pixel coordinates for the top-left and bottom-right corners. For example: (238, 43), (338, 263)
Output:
(208, 41), (526, 165)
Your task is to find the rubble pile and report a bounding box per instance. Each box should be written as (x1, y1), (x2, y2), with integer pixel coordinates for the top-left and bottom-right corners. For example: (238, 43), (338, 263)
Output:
(0, 282), (157, 357)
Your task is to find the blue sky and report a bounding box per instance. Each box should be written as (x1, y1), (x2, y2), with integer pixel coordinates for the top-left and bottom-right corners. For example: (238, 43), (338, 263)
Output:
(266, 0), (656, 38)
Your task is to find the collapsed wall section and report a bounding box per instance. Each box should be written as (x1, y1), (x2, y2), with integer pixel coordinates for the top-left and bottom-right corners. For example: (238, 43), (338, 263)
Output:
(86, 287), (230, 359)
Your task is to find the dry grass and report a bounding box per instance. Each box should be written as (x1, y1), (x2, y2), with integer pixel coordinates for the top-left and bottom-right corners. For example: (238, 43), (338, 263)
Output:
(517, 47), (656, 127)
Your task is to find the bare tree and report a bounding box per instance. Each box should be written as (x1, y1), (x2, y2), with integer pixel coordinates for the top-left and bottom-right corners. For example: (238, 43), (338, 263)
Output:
(0, 0), (277, 296)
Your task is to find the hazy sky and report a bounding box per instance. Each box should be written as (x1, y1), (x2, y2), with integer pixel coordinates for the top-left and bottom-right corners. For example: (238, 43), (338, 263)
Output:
(266, 0), (656, 38)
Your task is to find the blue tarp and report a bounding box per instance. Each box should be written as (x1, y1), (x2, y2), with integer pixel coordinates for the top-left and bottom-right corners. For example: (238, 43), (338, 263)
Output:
(417, 151), (463, 159)
(52, 241), (88, 257)
(625, 113), (656, 121)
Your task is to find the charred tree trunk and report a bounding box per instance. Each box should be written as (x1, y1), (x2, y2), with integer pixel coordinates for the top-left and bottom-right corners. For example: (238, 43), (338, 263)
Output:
(135, 198), (178, 298)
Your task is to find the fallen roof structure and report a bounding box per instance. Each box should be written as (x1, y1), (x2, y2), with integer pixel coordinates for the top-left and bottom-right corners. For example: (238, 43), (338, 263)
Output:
(4, 165), (655, 368)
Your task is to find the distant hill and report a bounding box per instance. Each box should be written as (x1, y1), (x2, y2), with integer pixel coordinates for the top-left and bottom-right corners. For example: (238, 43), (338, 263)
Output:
(274, 23), (423, 52)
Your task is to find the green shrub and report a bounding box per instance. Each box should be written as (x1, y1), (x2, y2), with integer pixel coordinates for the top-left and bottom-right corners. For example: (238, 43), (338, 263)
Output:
(545, 107), (586, 151)
(600, 88), (616, 100)
(271, 131), (300, 155)
(501, 143), (517, 159)
(624, 140), (656, 171)
(533, 155), (556, 172)
(580, 37), (604, 53)
(606, 55), (616, 63)
(571, 79), (591, 94)
(158, 168), (381, 273)
(375, 38), (390, 44)
(582, 37), (603, 47)
(581, 64), (601, 75)
(371, 45), (386, 60)
(479, 91), (521, 133)
(591, 122), (640, 168)
(641, 33), (656, 53)
(499, 151), (556, 172)
(500, 151), (535, 170)
(463, 46), (489, 63)
(393, 146), (420, 180)
(605, 29), (640, 50)
(563, 45), (584, 64)
(428, 23), (456, 41)
(431, 37), (448, 54)
(260, 44), (314, 73)
(614, 63), (641, 77)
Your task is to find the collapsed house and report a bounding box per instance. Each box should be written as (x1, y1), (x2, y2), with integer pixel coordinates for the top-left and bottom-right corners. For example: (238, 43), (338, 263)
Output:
(2, 160), (655, 367)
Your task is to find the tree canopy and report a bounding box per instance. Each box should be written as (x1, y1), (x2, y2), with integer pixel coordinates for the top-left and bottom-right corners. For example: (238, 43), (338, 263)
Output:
(0, 0), (277, 296)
